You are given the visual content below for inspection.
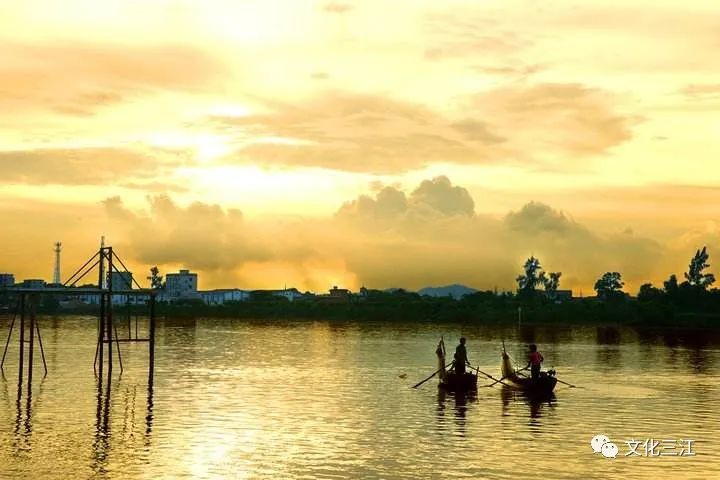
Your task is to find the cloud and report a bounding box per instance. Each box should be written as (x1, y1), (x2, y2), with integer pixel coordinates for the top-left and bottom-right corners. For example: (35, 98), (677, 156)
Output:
(0, 147), (186, 185)
(503, 201), (663, 287)
(423, 10), (529, 61)
(103, 195), (270, 272)
(336, 186), (408, 222)
(506, 201), (587, 236)
(680, 84), (720, 100)
(475, 83), (636, 157)
(337, 176), (473, 221)
(471, 64), (543, 77)
(0, 42), (226, 116)
(411, 176), (475, 216)
(322, 2), (353, 14)
(0, 178), (703, 294)
(209, 83), (633, 173)
(334, 185), (665, 291)
(213, 91), (506, 173)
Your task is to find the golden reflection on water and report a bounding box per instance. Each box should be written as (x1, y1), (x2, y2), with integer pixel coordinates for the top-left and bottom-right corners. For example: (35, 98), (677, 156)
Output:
(0, 317), (718, 479)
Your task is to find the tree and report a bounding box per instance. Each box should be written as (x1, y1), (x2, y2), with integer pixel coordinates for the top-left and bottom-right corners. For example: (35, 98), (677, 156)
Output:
(542, 271), (562, 299)
(148, 266), (164, 290)
(684, 246), (715, 289)
(663, 274), (679, 295)
(594, 272), (624, 299)
(516, 256), (561, 300)
(638, 283), (663, 302)
(516, 256), (543, 294)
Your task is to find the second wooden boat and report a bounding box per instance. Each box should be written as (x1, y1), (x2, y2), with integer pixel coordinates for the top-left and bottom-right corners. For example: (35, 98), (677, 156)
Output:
(500, 351), (557, 395)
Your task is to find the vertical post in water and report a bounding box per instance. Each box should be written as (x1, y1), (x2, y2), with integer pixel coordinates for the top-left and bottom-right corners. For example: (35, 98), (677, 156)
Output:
(27, 296), (36, 396)
(18, 294), (25, 388)
(97, 248), (105, 379)
(148, 294), (156, 387)
(106, 247), (113, 376)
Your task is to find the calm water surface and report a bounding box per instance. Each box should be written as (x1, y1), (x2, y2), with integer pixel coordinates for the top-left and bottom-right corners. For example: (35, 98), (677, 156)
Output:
(0, 316), (719, 479)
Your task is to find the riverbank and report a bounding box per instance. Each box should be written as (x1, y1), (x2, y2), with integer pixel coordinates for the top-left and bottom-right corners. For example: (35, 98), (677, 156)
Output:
(17, 296), (720, 329)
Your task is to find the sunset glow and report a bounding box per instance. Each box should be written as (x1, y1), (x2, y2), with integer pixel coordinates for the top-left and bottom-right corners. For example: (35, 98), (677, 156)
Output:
(2, 0), (720, 294)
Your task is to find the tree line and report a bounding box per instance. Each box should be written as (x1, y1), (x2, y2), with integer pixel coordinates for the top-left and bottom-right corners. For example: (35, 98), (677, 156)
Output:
(515, 246), (717, 304)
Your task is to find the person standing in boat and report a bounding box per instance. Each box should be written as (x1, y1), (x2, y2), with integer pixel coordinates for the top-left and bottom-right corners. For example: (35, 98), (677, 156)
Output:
(526, 344), (544, 380)
(454, 337), (470, 375)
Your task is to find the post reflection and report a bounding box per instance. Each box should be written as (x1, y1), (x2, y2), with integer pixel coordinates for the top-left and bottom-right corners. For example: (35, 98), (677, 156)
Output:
(91, 376), (155, 476)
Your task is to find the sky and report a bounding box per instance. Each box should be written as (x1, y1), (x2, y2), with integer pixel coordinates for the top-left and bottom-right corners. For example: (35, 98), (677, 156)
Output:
(1, 0), (720, 294)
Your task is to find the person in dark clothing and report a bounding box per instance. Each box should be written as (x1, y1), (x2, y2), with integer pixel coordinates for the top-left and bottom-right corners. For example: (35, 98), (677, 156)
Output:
(454, 337), (470, 374)
(526, 344), (544, 380)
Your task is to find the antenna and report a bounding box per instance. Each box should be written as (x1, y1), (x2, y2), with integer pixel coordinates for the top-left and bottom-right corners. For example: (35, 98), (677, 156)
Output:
(53, 242), (62, 284)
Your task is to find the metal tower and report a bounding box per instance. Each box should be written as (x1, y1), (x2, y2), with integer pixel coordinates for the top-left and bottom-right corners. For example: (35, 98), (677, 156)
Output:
(53, 242), (62, 284)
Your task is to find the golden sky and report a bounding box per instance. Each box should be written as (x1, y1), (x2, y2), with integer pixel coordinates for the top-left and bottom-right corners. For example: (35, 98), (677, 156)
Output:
(1, 0), (720, 293)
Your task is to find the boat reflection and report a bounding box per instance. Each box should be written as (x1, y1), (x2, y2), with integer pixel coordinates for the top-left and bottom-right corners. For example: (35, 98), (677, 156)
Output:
(500, 385), (556, 419)
(436, 388), (477, 436)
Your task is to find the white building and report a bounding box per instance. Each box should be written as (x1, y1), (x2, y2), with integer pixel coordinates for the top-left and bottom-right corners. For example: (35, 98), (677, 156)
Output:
(201, 289), (251, 305)
(163, 269), (200, 301)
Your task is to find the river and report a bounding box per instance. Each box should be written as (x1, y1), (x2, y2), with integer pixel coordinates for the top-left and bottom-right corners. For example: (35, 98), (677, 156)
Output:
(0, 317), (718, 478)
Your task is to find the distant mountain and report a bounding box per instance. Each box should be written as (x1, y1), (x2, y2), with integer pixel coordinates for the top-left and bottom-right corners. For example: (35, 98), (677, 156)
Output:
(418, 284), (477, 300)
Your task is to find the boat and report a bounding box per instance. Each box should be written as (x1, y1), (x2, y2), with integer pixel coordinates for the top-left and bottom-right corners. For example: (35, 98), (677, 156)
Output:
(439, 370), (478, 392)
(435, 338), (478, 392)
(500, 350), (557, 396)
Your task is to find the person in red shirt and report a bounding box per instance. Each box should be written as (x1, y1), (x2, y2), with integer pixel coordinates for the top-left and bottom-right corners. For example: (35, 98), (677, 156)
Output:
(526, 344), (544, 380)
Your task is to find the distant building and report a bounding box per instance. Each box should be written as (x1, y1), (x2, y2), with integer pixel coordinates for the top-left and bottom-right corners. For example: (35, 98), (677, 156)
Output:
(313, 285), (352, 303)
(274, 288), (305, 302)
(201, 289), (251, 305)
(0, 273), (15, 288)
(329, 286), (350, 297)
(163, 269), (199, 300)
(327, 286), (351, 302)
(21, 279), (45, 289)
(553, 290), (573, 302)
(250, 288), (306, 302)
(110, 271), (133, 290)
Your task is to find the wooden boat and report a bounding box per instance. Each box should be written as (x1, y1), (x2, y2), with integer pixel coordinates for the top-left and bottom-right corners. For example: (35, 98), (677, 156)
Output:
(500, 351), (557, 396)
(435, 337), (478, 392)
(439, 370), (478, 392)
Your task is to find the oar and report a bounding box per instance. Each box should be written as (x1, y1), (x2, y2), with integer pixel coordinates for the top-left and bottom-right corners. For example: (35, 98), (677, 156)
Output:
(555, 378), (578, 388)
(487, 365), (531, 387)
(473, 367), (512, 387)
(412, 361), (453, 389)
(485, 375), (508, 388)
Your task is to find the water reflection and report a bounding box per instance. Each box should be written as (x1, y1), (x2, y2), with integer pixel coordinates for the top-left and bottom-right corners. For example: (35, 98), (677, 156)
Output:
(437, 389), (477, 437)
(90, 374), (155, 477)
(500, 386), (556, 421)
(92, 376), (112, 476)
(0, 318), (719, 479)
(11, 378), (47, 456)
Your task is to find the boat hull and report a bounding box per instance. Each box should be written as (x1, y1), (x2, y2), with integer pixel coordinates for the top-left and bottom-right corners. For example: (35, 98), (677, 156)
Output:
(503, 373), (557, 396)
(439, 372), (478, 392)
